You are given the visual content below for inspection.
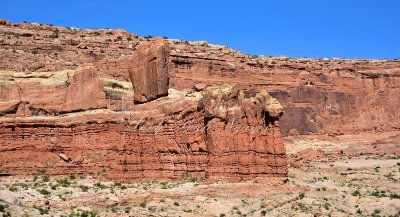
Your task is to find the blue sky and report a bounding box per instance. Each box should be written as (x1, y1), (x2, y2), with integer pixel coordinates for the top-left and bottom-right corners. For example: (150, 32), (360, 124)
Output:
(1, 0), (399, 59)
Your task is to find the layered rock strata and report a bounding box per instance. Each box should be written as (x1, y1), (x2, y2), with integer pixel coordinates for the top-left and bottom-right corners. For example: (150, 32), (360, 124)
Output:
(1, 19), (399, 136)
(0, 65), (106, 116)
(0, 82), (287, 181)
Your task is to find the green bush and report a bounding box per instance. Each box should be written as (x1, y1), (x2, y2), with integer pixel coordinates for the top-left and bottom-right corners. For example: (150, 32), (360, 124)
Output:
(79, 185), (90, 192)
(352, 190), (361, 196)
(38, 188), (50, 195)
(139, 201), (147, 208)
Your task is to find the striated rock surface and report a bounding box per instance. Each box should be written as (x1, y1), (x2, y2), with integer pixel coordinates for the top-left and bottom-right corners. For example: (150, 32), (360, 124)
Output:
(0, 82), (287, 181)
(1, 18), (399, 181)
(167, 41), (400, 136)
(202, 83), (286, 177)
(130, 39), (169, 103)
(1, 19), (399, 136)
(0, 65), (106, 116)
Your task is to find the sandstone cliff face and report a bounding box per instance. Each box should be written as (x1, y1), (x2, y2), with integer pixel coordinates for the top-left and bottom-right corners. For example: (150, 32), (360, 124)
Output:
(202, 83), (286, 177)
(0, 83), (287, 181)
(168, 41), (400, 136)
(0, 17), (288, 180)
(1, 19), (399, 136)
(0, 65), (106, 116)
(130, 39), (170, 103)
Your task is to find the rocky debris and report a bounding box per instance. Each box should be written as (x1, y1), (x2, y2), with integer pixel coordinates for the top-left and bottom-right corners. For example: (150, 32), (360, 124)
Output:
(289, 148), (325, 168)
(0, 18), (11, 26)
(193, 83), (207, 91)
(2, 151), (399, 216)
(15, 101), (30, 117)
(130, 39), (170, 103)
(59, 153), (71, 162)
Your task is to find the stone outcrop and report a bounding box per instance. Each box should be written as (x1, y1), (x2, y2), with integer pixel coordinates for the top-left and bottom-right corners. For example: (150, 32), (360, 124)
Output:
(1, 18), (399, 181)
(0, 65), (106, 116)
(0, 82), (287, 181)
(202, 83), (286, 177)
(1, 19), (399, 136)
(167, 41), (400, 136)
(130, 39), (169, 103)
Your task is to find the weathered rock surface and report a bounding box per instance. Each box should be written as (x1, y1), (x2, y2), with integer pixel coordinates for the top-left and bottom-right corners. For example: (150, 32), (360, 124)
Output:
(1, 19), (399, 136)
(167, 41), (400, 136)
(202, 83), (286, 177)
(0, 65), (106, 116)
(0, 83), (287, 181)
(130, 39), (169, 103)
(1, 18), (399, 182)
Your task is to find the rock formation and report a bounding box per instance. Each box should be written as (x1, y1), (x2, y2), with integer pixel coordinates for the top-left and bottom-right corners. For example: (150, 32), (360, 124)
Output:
(0, 80), (287, 181)
(1, 18), (399, 181)
(0, 65), (106, 116)
(130, 39), (169, 103)
(202, 83), (286, 177)
(1, 19), (399, 137)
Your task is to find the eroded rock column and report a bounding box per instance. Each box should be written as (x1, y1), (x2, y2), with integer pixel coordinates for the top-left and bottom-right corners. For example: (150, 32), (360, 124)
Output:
(202, 83), (287, 179)
(130, 39), (170, 103)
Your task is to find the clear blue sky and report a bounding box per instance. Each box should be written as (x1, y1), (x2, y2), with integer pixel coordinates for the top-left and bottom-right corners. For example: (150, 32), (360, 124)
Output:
(1, 0), (399, 59)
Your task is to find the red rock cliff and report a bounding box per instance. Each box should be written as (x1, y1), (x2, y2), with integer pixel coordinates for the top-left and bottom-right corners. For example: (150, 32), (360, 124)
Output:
(1, 19), (398, 137)
(0, 82), (287, 181)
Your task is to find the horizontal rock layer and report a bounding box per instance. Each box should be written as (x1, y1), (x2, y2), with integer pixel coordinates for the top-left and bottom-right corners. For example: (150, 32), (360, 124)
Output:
(168, 44), (400, 136)
(1, 20), (399, 136)
(0, 97), (287, 181)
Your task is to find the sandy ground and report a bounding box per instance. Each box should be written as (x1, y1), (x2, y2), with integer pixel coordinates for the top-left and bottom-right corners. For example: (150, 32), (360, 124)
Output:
(1, 132), (399, 217)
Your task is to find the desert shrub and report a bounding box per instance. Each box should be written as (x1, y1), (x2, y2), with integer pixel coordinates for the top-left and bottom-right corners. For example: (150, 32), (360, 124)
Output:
(139, 201), (147, 208)
(94, 182), (107, 189)
(79, 185), (89, 192)
(261, 210), (268, 216)
(56, 178), (71, 187)
(38, 188), (50, 195)
(352, 190), (361, 196)
(8, 185), (17, 192)
(124, 206), (131, 213)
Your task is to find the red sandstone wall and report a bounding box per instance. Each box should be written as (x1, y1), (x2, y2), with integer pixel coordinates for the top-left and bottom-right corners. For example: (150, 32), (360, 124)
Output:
(167, 46), (400, 136)
(1, 19), (399, 137)
(0, 107), (287, 181)
(0, 66), (106, 116)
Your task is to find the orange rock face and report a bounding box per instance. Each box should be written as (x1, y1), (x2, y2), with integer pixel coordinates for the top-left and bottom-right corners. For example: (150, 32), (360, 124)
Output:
(167, 43), (400, 136)
(0, 83), (287, 181)
(0, 65), (106, 116)
(1, 19), (399, 181)
(1, 20), (399, 136)
(130, 39), (170, 103)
